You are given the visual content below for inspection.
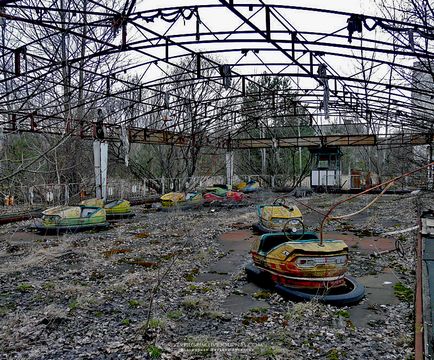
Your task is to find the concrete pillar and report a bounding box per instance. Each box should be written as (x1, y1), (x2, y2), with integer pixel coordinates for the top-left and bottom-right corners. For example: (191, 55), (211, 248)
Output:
(29, 186), (34, 206)
(428, 144), (433, 190)
(64, 184), (69, 205)
(93, 140), (108, 201)
(260, 126), (266, 175)
(226, 150), (234, 186)
(143, 179), (147, 195)
(0, 127), (4, 175)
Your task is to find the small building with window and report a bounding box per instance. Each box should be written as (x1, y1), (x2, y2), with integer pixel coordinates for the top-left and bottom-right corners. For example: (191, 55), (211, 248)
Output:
(310, 147), (342, 190)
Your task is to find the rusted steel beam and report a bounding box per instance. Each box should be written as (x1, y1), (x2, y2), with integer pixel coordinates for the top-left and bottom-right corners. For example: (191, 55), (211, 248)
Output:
(231, 133), (434, 149)
(0, 119), (210, 147)
(1, 117), (433, 149)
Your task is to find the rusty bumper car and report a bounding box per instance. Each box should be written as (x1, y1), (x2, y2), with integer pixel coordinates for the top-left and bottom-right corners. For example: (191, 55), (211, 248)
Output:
(246, 230), (364, 305)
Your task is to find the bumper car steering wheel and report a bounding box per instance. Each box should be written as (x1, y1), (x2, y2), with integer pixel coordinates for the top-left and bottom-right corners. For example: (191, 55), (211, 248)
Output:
(283, 218), (305, 241)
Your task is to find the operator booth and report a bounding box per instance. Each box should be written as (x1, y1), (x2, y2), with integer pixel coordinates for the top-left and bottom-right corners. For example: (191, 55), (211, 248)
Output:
(310, 147), (342, 191)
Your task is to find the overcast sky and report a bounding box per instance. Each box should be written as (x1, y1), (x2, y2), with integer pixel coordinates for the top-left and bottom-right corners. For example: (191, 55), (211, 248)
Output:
(132, 1), (385, 84)
(137, 0), (375, 16)
(128, 1), (401, 126)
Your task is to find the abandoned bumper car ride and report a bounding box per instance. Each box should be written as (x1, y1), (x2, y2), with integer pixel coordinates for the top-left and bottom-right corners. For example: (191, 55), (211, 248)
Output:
(246, 229), (365, 305)
(203, 186), (244, 205)
(253, 200), (303, 234)
(160, 186), (245, 209)
(160, 192), (203, 209)
(80, 198), (134, 219)
(32, 205), (110, 234)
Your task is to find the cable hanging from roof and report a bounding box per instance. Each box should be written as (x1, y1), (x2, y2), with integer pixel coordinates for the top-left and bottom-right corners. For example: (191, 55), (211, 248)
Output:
(346, 13), (434, 44)
(137, 7), (199, 24)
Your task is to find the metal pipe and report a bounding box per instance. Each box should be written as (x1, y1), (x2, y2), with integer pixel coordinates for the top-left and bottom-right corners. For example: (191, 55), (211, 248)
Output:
(319, 161), (434, 245)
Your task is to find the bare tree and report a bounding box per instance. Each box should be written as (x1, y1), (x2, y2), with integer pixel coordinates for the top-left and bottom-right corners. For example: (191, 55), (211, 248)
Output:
(0, 0), (127, 193)
(236, 74), (313, 188)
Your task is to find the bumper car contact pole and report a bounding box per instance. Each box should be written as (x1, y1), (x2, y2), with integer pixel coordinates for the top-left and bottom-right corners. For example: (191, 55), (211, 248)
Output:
(319, 161), (434, 246)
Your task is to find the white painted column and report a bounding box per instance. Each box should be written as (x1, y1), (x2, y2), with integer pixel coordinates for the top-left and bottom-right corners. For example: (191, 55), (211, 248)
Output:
(0, 127), (4, 175)
(143, 179), (147, 195)
(429, 145), (434, 190)
(226, 150), (234, 186)
(29, 186), (34, 206)
(64, 184), (69, 205)
(260, 126), (266, 175)
(93, 140), (108, 201)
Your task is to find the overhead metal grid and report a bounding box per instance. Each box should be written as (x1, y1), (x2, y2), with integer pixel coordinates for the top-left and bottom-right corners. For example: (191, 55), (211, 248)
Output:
(0, 1), (433, 148)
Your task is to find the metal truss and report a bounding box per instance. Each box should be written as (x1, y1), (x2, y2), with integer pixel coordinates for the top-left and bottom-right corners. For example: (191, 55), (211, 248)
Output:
(0, 1), (433, 148)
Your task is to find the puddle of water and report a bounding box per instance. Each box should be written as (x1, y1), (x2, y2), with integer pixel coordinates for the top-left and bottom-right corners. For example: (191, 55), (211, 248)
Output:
(349, 269), (400, 328)
(195, 272), (228, 282)
(221, 293), (270, 314)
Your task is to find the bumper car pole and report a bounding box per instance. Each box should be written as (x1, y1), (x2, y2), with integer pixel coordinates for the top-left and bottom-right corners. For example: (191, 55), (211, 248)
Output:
(319, 161), (434, 246)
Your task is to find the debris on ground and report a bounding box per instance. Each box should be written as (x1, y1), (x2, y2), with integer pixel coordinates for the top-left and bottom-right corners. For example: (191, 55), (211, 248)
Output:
(0, 192), (421, 359)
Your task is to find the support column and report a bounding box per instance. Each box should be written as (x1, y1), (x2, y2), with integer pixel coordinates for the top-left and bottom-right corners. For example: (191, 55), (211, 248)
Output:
(298, 118), (302, 176)
(260, 125), (266, 175)
(93, 140), (108, 201)
(428, 144), (433, 190)
(29, 186), (34, 206)
(143, 179), (147, 196)
(0, 127), (3, 176)
(226, 150), (234, 186)
(64, 184), (69, 205)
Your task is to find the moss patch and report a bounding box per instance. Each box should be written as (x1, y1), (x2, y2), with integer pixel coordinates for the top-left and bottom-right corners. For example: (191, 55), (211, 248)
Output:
(394, 282), (413, 303)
